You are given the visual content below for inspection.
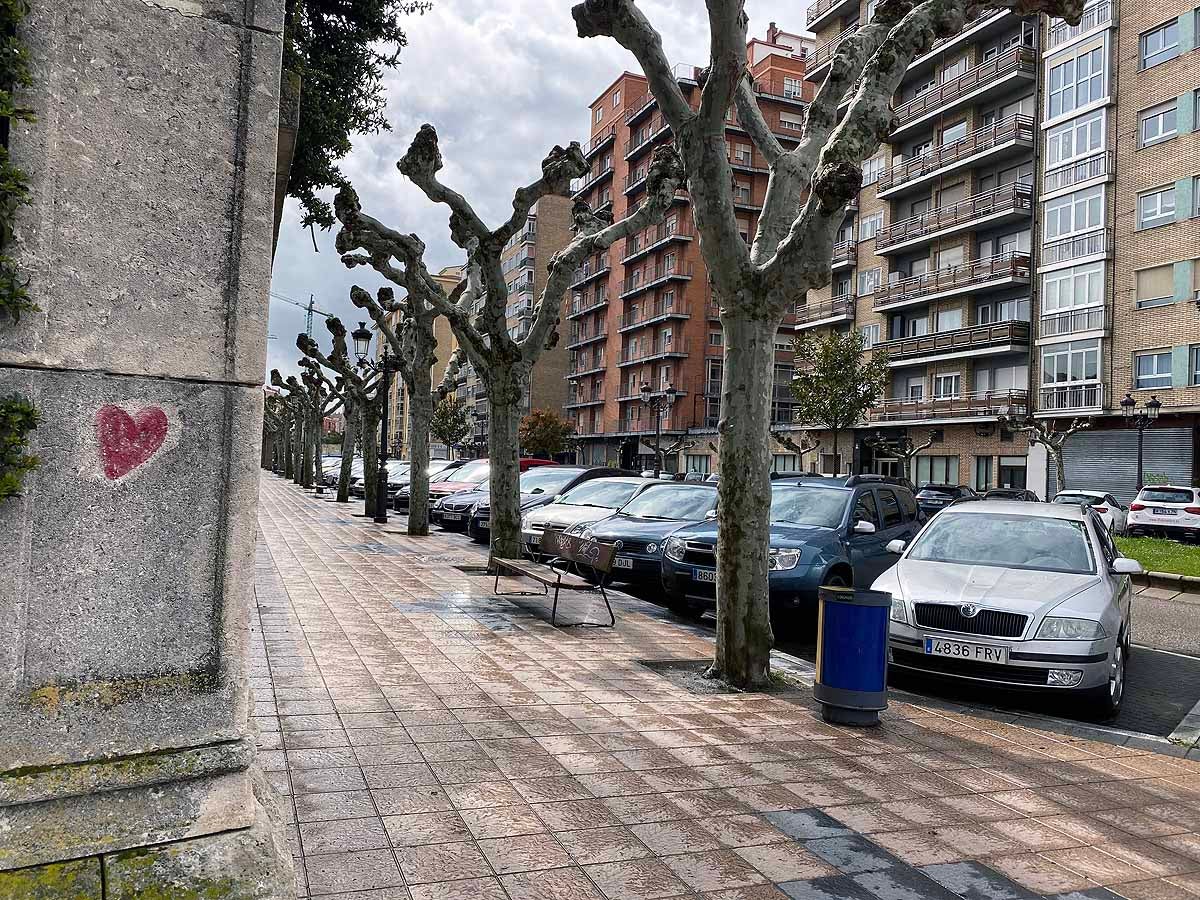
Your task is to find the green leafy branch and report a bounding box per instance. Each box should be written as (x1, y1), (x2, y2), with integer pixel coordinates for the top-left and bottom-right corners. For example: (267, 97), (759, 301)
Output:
(0, 393), (38, 501)
(0, 0), (34, 323)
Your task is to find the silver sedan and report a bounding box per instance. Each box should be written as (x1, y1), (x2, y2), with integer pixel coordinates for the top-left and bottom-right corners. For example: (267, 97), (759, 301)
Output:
(872, 500), (1143, 718)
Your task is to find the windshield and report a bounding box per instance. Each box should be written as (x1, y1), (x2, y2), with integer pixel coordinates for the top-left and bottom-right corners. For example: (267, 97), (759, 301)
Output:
(430, 467), (462, 484)
(451, 460), (490, 483)
(559, 480), (640, 508)
(918, 484), (960, 497)
(428, 460), (455, 475)
(907, 512), (1095, 574)
(619, 484), (717, 520)
(769, 486), (849, 528)
(1139, 487), (1194, 504)
(1053, 493), (1101, 507)
(385, 460), (409, 475)
(520, 467), (581, 495)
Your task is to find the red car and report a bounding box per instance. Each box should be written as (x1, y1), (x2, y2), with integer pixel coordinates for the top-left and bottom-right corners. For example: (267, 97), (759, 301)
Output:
(428, 458), (558, 524)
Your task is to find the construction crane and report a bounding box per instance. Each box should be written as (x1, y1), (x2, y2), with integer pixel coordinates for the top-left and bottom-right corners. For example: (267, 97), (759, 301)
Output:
(268, 291), (335, 338)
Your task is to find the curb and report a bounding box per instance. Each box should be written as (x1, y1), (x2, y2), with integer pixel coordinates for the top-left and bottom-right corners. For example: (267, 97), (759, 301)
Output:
(1137, 571), (1200, 594)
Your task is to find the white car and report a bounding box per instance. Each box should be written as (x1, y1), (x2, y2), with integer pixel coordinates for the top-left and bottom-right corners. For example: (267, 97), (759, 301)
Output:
(873, 500), (1143, 718)
(520, 477), (653, 557)
(1127, 485), (1200, 541)
(1051, 490), (1127, 535)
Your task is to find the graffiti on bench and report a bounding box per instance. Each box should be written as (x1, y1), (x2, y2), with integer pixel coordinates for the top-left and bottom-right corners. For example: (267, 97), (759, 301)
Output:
(539, 527), (617, 574)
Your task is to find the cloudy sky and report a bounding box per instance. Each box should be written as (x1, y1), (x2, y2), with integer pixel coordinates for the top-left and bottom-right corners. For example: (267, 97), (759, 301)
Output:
(267, 0), (807, 379)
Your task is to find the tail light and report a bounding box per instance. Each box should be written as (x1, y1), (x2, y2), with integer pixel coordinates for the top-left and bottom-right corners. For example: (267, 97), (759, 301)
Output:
(1093, 506), (1108, 513)
(1130, 503), (1145, 511)
(1185, 507), (1200, 514)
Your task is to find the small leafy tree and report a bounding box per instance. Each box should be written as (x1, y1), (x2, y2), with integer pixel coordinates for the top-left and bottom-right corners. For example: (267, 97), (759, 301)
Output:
(0, 394), (38, 500)
(998, 414), (1092, 493)
(519, 409), (577, 459)
(789, 331), (890, 474)
(431, 396), (472, 454)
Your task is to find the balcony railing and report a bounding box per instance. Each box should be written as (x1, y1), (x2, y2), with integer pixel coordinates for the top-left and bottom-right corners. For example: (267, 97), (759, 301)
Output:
(568, 289), (608, 317)
(626, 114), (670, 160)
(619, 300), (690, 330)
(623, 91), (657, 124)
(1039, 306), (1106, 339)
(1043, 151), (1113, 194)
(795, 295), (855, 326)
(572, 162), (614, 196)
(877, 115), (1035, 194)
(623, 220), (695, 262)
(624, 168), (650, 194)
(618, 415), (681, 433)
(620, 261), (695, 297)
(873, 252), (1031, 309)
(571, 418), (608, 437)
(570, 254), (611, 288)
(568, 353), (607, 376)
(1047, 0), (1113, 49)
(1041, 229), (1111, 266)
(807, 0), (854, 27)
(566, 388), (605, 408)
(875, 182), (1033, 252)
(831, 240), (856, 267)
(1040, 381), (1104, 412)
(568, 325), (609, 347)
(876, 320), (1030, 361)
(583, 124), (617, 158)
(808, 25), (857, 74)
(893, 46), (1035, 128)
(871, 389), (1029, 423)
(619, 338), (691, 365)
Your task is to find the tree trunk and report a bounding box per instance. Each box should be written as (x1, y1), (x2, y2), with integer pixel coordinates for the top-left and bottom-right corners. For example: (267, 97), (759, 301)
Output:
(1052, 447), (1066, 493)
(407, 370), (435, 537)
(832, 429), (841, 476)
(300, 416), (315, 488)
(710, 312), (776, 690)
(487, 367), (523, 559)
(361, 406), (380, 515)
(282, 426), (293, 479)
(310, 412), (324, 486)
(291, 416), (304, 483)
(337, 405), (357, 503)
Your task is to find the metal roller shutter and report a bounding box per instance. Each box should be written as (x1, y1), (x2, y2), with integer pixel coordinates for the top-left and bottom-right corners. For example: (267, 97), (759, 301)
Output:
(1047, 427), (1195, 502)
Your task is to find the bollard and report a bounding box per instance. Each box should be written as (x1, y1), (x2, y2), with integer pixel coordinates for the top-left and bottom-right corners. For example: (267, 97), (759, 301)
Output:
(813, 586), (890, 726)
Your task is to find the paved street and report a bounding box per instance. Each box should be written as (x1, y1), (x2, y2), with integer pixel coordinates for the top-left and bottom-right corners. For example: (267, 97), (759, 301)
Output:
(256, 476), (1200, 900)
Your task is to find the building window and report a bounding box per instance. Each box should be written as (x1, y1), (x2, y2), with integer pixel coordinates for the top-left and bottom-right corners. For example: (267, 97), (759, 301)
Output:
(936, 307), (963, 331)
(734, 181), (752, 203)
(1136, 264), (1174, 308)
(834, 275), (852, 298)
(859, 212), (883, 241)
(612, 89), (621, 108)
(733, 143), (752, 165)
(1043, 262), (1104, 311)
(772, 453), (799, 473)
(861, 155), (884, 186)
(594, 106), (603, 123)
(1048, 44), (1105, 119)
(1191, 346), (1200, 385)
(933, 372), (961, 398)
(1139, 100), (1178, 146)
(780, 112), (804, 132)
(783, 76), (803, 99)
(1042, 338), (1100, 385)
(1044, 186), (1104, 240)
(1138, 185), (1176, 228)
(915, 455), (959, 485)
(998, 456), (1027, 489)
(1134, 349), (1172, 389)
(1141, 19), (1179, 69)
(940, 120), (967, 144)
(685, 454), (711, 474)
(858, 267), (882, 295)
(1046, 109), (1104, 167)
(860, 323), (880, 348)
(709, 330), (723, 346)
(974, 456), (993, 491)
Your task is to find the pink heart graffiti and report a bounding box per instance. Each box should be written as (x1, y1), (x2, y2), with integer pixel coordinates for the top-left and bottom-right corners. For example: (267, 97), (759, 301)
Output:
(95, 405), (169, 479)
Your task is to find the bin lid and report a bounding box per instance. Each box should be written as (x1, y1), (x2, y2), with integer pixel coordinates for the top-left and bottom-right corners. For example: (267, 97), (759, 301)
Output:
(818, 586), (892, 608)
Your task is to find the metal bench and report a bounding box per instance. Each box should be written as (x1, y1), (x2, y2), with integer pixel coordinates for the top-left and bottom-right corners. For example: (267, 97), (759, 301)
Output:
(490, 527), (616, 627)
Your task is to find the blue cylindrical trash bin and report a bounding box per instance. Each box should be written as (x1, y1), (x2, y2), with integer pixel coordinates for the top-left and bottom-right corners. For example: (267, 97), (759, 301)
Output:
(813, 586), (890, 726)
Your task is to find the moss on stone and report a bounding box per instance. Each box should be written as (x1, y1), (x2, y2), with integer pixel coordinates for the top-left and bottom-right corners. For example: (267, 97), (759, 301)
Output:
(0, 857), (102, 900)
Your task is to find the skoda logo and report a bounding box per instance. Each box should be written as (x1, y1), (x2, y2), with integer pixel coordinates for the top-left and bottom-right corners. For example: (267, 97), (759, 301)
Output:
(960, 604), (980, 618)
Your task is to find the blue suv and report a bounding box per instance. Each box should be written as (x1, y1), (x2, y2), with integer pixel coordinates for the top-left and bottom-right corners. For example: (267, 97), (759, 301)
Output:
(661, 476), (924, 619)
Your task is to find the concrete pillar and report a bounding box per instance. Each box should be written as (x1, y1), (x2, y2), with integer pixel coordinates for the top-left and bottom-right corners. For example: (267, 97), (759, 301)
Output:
(0, 0), (292, 895)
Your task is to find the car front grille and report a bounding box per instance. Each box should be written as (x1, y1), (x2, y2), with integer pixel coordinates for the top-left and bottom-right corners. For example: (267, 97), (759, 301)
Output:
(914, 603), (1027, 638)
(614, 540), (652, 554)
(891, 649), (1049, 685)
(683, 541), (715, 566)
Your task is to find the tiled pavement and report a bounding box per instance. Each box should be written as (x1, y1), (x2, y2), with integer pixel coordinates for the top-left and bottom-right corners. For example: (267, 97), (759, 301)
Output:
(253, 475), (1200, 900)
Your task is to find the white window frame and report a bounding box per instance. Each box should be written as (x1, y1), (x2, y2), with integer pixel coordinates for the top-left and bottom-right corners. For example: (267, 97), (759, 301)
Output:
(779, 112), (804, 132)
(1042, 262), (1104, 312)
(1047, 42), (1106, 120)
(594, 106), (604, 123)
(860, 323), (880, 349)
(861, 155), (884, 186)
(783, 76), (803, 99)
(1041, 338), (1100, 386)
(1139, 100), (1178, 147)
(858, 267), (882, 295)
(1141, 19), (1180, 69)
(933, 372), (961, 399)
(859, 211), (884, 241)
(1043, 185), (1105, 241)
(1046, 109), (1105, 168)
(612, 89), (621, 108)
(1138, 185), (1176, 229)
(1134, 349), (1172, 389)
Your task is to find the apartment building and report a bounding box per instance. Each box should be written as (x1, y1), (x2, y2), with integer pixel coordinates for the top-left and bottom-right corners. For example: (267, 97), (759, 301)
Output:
(801, 1), (1045, 489)
(1034, 0), (1200, 495)
(568, 24), (816, 473)
(458, 195), (575, 453)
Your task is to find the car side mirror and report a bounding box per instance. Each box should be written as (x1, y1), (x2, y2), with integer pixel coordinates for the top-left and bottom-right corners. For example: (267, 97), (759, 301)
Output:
(705, 508), (718, 519)
(853, 520), (876, 534)
(552, 494), (563, 502)
(1111, 557), (1144, 576)
(886, 539), (906, 554)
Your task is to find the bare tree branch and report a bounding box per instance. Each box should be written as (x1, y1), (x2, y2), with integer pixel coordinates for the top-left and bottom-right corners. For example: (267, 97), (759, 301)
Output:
(770, 429), (821, 459)
(495, 143), (590, 245)
(733, 76), (783, 165)
(399, 124), (491, 246)
(697, 0), (747, 132)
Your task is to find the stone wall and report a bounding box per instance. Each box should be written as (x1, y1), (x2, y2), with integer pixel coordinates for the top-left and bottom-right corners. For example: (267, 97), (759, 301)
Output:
(0, 0), (292, 894)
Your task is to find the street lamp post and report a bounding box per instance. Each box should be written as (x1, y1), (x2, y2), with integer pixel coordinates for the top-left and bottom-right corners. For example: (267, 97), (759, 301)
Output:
(351, 321), (396, 524)
(1119, 393), (1162, 491)
(639, 382), (678, 477)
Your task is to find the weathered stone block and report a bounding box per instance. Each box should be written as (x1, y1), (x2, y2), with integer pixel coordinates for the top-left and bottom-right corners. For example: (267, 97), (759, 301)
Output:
(0, 858), (102, 900)
(1, 0), (281, 384)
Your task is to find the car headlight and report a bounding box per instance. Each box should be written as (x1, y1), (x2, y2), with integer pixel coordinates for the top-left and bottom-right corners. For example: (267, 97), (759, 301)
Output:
(889, 596), (907, 624)
(1036, 617), (1107, 641)
(520, 514), (532, 531)
(579, 527), (596, 541)
(433, 498), (445, 510)
(767, 548), (801, 571)
(664, 536), (687, 562)
(469, 502), (479, 515)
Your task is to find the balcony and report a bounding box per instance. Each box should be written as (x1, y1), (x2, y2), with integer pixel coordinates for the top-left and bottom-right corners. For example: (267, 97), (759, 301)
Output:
(568, 289), (609, 318)
(750, 77), (810, 109)
(583, 124), (617, 159)
(618, 338), (691, 366)
(831, 240), (856, 270)
(1039, 306), (1107, 340)
(567, 324), (609, 348)
(878, 320), (1030, 364)
(806, 25), (857, 80)
(572, 162), (614, 198)
(1041, 229), (1111, 268)
(1039, 381), (1104, 413)
(624, 91), (658, 125)
(891, 46), (1035, 136)
(509, 276), (535, 297)
(807, 0), (858, 30)
(795, 295), (855, 329)
(707, 303), (722, 319)
(620, 260), (694, 299)
(873, 252), (1031, 311)
(1043, 151), (1113, 196)
(624, 168), (650, 195)
(871, 389), (1029, 424)
(877, 115), (1035, 198)
(623, 220), (695, 264)
(1047, 0), (1113, 50)
(569, 254), (611, 289)
(876, 183), (1033, 255)
(618, 415), (682, 434)
(568, 353), (607, 377)
(566, 388), (605, 408)
(626, 114), (671, 161)
(619, 299), (690, 331)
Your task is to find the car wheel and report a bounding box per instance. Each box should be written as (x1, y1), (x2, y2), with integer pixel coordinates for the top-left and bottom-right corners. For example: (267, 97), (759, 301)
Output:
(1082, 631), (1126, 720)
